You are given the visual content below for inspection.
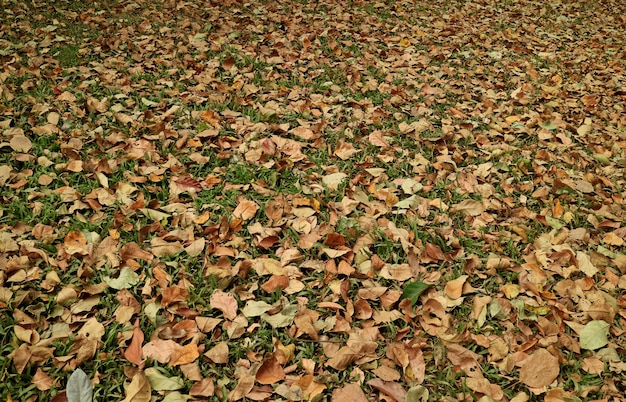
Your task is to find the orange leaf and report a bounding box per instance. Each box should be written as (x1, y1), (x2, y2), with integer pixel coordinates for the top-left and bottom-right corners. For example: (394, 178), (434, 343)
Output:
(169, 343), (200, 366)
(124, 322), (145, 366)
(124, 322), (144, 366)
(256, 356), (285, 385)
(64, 231), (87, 247)
(261, 275), (289, 293)
(444, 275), (468, 300)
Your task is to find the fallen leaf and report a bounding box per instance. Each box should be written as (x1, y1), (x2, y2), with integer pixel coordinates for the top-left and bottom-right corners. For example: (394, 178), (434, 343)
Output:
(579, 320), (610, 350)
(450, 199), (484, 216)
(331, 383), (369, 402)
(233, 200), (259, 220)
(210, 290), (238, 320)
(121, 372), (151, 402)
(519, 348), (559, 388)
(256, 356), (285, 384)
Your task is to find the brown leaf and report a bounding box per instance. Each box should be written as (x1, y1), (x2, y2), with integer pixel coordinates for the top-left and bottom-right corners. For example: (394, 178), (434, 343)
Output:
(169, 343), (199, 366)
(210, 290), (238, 320)
(204, 342), (229, 364)
(256, 356), (285, 385)
(121, 371), (151, 402)
(9, 135), (32, 152)
(161, 285), (189, 307)
(450, 199), (484, 216)
(444, 275), (468, 300)
(465, 378), (503, 400)
(64, 231), (87, 247)
(519, 348), (559, 388)
(33, 368), (54, 391)
(331, 383), (369, 402)
(120, 242), (153, 262)
(124, 322), (144, 366)
(367, 378), (407, 401)
(446, 343), (482, 378)
(333, 140), (359, 160)
(261, 275), (289, 293)
(368, 130), (390, 147)
(293, 126), (318, 140)
(232, 199), (259, 220)
(228, 371), (256, 401)
(222, 56), (236, 70)
(50, 391), (68, 402)
(190, 378), (215, 397)
(142, 339), (180, 364)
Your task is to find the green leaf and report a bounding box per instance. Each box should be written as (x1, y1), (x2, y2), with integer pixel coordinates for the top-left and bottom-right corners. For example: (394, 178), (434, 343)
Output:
(105, 267), (140, 290)
(400, 281), (430, 306)
(67, 368), (93, 402)
(261, 304), (298, 328)
(580, 320), (610, 350)
(540, 120), (558, 130)
(145, 368), (184, 391)
(406, 385), (429, 402)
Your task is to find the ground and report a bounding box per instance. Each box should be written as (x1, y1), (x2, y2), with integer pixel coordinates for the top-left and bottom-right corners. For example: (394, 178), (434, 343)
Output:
(0, 0), (625, 401)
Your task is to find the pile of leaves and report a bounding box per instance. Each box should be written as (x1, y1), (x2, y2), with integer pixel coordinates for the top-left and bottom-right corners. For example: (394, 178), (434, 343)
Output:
(1, 0), (625, 400)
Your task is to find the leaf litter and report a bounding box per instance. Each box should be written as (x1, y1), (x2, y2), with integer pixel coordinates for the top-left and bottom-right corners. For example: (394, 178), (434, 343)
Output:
(1, 0), (626, 401)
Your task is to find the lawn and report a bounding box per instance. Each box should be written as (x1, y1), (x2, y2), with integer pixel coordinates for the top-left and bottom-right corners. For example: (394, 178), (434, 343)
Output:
(1, 0), (625, 401)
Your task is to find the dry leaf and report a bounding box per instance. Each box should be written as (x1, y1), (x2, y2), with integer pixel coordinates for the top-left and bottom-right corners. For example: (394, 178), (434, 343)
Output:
(256, 356), (285, 384)
(450, 200), (485, 216)
(233, 200), (259, 220)
(121, 372), (151, 402)
(124, 323), (144, 365)
(519, 348), (559, 388)
(444, 275), (468, 299)
(210, 290), (238, 320)
(331, 383), (369, 402)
